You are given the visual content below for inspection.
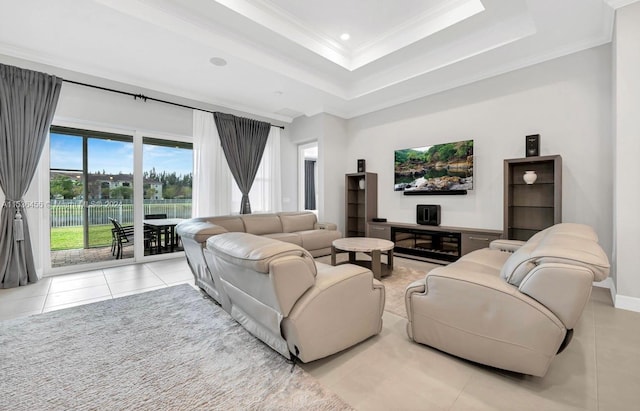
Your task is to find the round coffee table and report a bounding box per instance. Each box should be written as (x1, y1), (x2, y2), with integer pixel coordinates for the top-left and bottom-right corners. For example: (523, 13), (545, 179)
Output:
(331, 237), (394, 280)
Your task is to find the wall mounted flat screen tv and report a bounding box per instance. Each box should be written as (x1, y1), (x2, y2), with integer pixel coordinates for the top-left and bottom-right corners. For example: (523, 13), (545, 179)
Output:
(394, 139), (473, 195)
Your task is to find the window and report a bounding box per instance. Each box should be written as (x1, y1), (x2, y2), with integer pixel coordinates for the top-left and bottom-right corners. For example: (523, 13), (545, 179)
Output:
(48, 126), (193, 268)
(142, 138), (193, 216)
(49, 127), (134, 267)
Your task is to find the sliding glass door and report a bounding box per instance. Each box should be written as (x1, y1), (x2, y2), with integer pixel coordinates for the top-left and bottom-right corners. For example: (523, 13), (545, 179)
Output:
(142, 137), (193, 256)
(50, 127), (134, 267)
(49, 127), (193, 269)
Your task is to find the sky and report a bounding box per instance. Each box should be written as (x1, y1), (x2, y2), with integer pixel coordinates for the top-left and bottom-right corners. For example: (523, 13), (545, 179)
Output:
(49, 133), (193, 176)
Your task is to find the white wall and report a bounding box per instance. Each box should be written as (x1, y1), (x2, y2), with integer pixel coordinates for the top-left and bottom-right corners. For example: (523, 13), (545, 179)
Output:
(320, 114), (349, 227)
(613, 2), (640, 307)
(347, 45), (613, 259)
(282, 114), (324, 212)
(286, 114), (349, 227)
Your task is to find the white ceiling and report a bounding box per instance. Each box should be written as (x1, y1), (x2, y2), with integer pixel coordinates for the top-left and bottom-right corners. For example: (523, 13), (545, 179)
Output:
(0, 0), (633, 122)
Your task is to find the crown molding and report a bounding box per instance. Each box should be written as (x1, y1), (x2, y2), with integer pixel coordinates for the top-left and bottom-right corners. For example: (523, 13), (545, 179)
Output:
(347, 12), (535, 99)
(214, 0), (484, 71)
(605, 0), (640, 9)
(343, 33), (613, 119)
(350, 0), (485, 70)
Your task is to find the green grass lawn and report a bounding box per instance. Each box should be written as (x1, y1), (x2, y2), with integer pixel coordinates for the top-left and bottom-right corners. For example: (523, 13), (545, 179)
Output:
(50, 225), (113, 250)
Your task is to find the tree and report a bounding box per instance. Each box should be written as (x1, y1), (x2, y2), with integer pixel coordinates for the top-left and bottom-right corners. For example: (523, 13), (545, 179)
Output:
(50, 175), (81, 199)
(163, 185), (178, 199)
(144, 186), (157, 199)
(110, 186), (133, 199)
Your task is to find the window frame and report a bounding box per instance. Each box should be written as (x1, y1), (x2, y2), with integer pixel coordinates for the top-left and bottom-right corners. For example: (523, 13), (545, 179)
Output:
(42, 120), (193, 275)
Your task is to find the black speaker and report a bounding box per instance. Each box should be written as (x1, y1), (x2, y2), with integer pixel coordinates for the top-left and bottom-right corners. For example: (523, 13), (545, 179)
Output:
(357, 159), (366, 173)
(417, 205), (441, 226)
(526, 134), (540, 157)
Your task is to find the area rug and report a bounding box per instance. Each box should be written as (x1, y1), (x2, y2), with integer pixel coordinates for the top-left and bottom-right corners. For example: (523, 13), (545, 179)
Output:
(0, 284), (352, 411)
(316, 255), (439, 318)
(380, 264), (434, 317)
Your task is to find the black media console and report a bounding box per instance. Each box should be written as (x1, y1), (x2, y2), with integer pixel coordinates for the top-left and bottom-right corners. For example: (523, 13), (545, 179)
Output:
(368, 222), (503, 264)
(392, 227), (460, 263)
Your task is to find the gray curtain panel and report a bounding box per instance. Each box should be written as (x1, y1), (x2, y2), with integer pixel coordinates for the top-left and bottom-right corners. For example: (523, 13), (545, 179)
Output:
(213, 112), (270, 214)
(0, 64), (62, 288)
(304, 159), (316, 210)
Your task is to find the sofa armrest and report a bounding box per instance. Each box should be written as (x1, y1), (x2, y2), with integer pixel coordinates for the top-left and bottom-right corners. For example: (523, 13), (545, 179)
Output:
(269, 255), (317, 317)
(489, 239), (526, 253)
(176, 220), (228, 244)
(519, 263), (594, 329)
(314, 222), (337, 231)
(281, 264), (384, 362)
(404, 279), (425, 328)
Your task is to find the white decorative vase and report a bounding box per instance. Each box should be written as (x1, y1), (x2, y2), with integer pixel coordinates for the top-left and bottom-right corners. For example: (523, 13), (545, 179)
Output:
(523, 170), (537, 185)
(358, 178), (365, 190)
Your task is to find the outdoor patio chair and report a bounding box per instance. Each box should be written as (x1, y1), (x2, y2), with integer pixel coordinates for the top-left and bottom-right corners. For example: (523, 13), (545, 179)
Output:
(109, 218), (157, 259)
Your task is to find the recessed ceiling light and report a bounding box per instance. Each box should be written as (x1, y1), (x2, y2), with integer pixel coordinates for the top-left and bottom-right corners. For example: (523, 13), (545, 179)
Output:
(340, 33), (350, 41)
(209, 57), (227, 67)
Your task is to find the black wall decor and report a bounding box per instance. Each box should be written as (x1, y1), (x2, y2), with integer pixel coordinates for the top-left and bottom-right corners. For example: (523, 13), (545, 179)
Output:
(357, 159), (366, 173)
(526, 134), (540, 157)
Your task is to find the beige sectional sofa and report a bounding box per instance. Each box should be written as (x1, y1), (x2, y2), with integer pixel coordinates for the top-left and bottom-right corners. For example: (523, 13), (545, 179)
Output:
(176, 211), (342, 304)
(405, 223), (610, 377)
(205, 232), (385, 362)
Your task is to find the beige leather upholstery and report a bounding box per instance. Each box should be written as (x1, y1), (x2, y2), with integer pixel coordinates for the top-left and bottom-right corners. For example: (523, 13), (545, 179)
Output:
(176, 211), (342, 303)
(280, 211), (317, 232)
(241, 214), (283, 235)
(206, 232), (385, 362)
(406, 223), (610, 377)
(175, 218), (229, 304)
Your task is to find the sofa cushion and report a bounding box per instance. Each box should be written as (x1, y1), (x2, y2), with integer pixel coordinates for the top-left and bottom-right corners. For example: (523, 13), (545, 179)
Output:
(279, 212), (317, 233)
(500, 223), (609, 286)
(540, 222), (598, 241)
(263, 232), (303, 247)
(531, 234), (610, 282)
(241, 214), (282, 235)
(297, 229), (342, 252)
(207, 216), (245, 232)
(458, 248), (512, 272)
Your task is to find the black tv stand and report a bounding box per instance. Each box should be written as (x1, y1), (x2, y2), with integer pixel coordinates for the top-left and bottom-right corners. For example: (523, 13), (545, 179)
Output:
(367, 221), (503, 264)
(392, 227), (460, 262)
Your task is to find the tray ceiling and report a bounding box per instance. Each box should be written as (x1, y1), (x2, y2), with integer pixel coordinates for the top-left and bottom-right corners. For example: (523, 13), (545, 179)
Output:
(0, 0), (631, 122)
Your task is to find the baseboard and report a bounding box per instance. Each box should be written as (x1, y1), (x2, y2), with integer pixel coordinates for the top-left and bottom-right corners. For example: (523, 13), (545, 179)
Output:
(592, 278), (640, 313)
(614, 294), (640, 313)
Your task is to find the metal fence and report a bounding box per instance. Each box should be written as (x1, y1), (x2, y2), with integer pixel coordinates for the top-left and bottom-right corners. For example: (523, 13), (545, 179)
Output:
(50, 199), (192, 227)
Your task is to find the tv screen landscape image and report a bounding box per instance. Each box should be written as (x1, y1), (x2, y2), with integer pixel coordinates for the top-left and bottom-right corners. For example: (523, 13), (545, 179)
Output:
(394, 139), (474, 193)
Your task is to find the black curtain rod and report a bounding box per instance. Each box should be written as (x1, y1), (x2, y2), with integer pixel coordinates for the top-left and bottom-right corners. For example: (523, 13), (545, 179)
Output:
(62, 79), (285, 130)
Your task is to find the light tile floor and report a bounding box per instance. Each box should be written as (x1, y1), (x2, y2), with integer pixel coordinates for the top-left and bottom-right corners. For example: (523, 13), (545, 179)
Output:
(2, 256), (640, 410)
(300, 285), (640, 411)
(0, 257), (194, 320)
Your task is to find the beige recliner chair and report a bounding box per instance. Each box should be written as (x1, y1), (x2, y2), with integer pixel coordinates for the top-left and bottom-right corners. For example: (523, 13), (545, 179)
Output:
(405, 223), (610, 377)
(205, 232), (385, 362)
